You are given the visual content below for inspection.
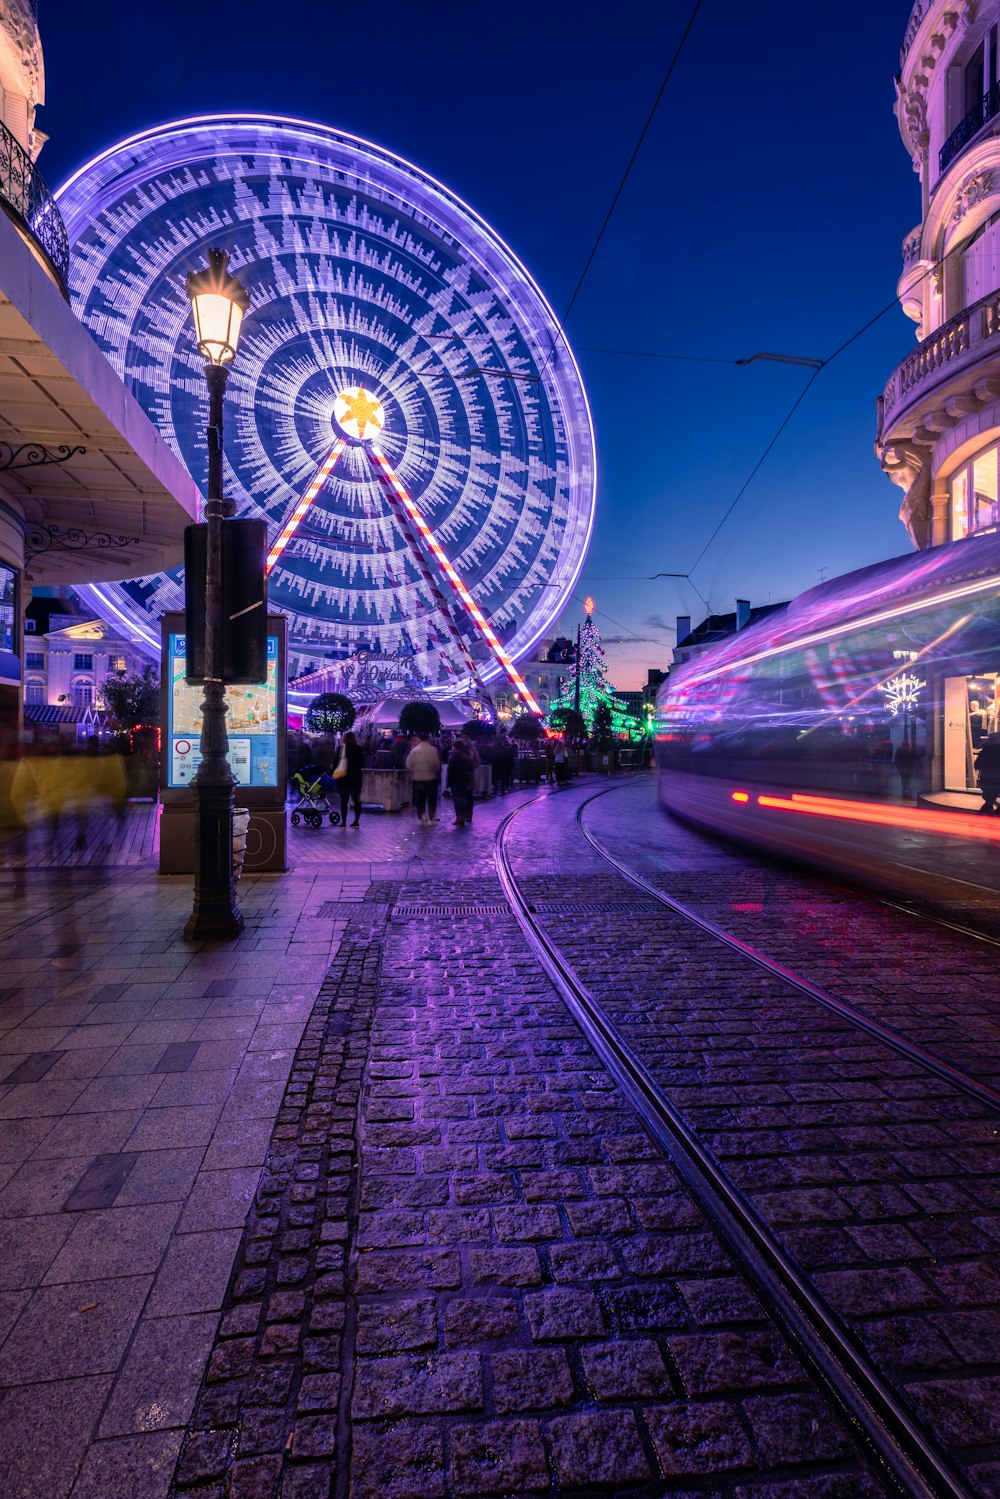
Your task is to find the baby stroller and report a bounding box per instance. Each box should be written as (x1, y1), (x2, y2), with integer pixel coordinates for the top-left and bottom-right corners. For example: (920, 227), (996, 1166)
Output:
(290, 765), (341, 829)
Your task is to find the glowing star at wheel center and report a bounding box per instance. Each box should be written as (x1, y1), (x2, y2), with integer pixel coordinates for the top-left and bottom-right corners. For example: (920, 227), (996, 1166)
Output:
(334, 386), (385, 442)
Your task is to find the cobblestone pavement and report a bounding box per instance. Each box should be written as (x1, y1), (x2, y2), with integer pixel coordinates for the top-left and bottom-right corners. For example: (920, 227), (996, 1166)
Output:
(7, 777), (1000, 1496)
(174, 787), (896, 1499)
(504, 779), (1000, 1493)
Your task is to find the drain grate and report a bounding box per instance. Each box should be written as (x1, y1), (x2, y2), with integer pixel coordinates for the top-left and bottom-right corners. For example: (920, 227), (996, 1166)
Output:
(392, 903), (512, 919)
(531, 900), (663, 915)
(313, 900), (376, 918)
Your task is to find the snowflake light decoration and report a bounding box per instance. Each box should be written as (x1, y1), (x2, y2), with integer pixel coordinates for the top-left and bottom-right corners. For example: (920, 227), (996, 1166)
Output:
(883, 672), (926, 716)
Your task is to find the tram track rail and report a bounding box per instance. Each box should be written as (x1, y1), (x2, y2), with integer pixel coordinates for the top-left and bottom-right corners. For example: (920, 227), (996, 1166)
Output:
(576, 786), (1000, 1118)
(495, 786), (981, 1499)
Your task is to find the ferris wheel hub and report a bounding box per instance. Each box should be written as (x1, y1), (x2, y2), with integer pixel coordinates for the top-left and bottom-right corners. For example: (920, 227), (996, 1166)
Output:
(334, 385), (386, 443)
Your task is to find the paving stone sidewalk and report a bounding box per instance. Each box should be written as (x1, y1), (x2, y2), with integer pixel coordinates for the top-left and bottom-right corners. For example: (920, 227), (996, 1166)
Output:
(0, 862), (358, 1498)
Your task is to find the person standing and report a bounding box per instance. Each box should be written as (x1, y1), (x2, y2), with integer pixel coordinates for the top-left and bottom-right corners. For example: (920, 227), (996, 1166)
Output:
(893, 739), (920, 800)
(406, 734), (442, 824)
(447, 736), (477, 826)
(493, 732), (513, 794)
(975, 735), (1000, 814)
(544, 739), (556, 785)
(336, 730), (365, 828)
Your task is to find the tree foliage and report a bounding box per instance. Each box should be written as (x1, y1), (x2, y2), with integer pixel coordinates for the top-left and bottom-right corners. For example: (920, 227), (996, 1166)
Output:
(399, 700), (441, 736)
(305, 692), (356, 735)
(101, 664), (160, 731)
(592, 701), (615, 749)
(510, 713), (543, 742)
(548, 705), (586, 740)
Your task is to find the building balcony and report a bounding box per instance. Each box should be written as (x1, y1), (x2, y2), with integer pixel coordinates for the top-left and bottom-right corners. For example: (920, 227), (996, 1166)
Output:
(0, 118), (68, 295)
(877, 287), (1000, 443)
(939, 81), (1000, 177)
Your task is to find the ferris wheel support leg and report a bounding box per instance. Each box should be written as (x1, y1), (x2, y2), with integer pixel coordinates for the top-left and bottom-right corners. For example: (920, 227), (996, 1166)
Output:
(372, 469), (480, 692)
(265, 439), (347, 577)
(368, 446), (542, 715)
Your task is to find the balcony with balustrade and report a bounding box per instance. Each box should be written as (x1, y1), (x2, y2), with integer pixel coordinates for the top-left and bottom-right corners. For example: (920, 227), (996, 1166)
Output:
(0, 118), (68, 296)
(877, 287), (1000, 446)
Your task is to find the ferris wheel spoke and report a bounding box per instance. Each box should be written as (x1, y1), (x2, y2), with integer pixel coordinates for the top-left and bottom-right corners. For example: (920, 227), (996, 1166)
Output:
(368, 446), (542, 714)
(265, 439), (347, 577)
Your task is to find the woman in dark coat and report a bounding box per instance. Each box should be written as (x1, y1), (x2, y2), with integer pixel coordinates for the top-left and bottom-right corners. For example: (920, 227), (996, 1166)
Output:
(336, 731), (365, 828)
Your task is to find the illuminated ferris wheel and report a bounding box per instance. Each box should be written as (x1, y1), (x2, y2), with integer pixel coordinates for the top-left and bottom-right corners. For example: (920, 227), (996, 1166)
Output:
(55, 115), (596, 706)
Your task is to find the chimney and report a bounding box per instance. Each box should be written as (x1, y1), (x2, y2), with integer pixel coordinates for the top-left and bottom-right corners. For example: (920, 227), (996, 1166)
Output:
(736, 599), (751, 630)
(676, 614), (691, 643)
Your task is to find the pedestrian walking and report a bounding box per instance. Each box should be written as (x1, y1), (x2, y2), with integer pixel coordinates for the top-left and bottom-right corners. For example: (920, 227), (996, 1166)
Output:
(334, 730), (365, 828)
(975, 735), (1000, 814)
(447, 736), (478, 826)
(406, 733), (442, 824)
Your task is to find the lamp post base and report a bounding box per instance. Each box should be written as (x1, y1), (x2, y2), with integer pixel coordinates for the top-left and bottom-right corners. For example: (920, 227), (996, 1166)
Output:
(184, 776), (244, 941)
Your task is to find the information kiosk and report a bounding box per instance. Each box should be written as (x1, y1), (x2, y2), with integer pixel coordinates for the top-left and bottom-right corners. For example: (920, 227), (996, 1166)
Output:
(159, 612), (287, 874)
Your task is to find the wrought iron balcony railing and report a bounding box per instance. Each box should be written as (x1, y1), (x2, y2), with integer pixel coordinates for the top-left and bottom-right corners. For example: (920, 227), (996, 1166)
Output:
(940, 80), (1000, 175)
(0, 119), (69, 294)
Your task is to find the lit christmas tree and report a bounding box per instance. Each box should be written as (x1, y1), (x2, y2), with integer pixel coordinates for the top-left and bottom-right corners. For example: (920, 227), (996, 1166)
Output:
(549, 598), (632, 739)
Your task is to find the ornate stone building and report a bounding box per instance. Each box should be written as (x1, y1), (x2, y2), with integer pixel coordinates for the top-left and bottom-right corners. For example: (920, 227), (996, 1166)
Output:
(0, 1), (198, 737)
(878, 0), (1000, 547)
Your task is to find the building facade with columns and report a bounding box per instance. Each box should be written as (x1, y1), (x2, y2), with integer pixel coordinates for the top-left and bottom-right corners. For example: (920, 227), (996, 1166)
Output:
(879, 0), (1000, 548)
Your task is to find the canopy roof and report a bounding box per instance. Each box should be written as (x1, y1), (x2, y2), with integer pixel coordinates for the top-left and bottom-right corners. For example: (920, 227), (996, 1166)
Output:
(0, 207), (199, 585)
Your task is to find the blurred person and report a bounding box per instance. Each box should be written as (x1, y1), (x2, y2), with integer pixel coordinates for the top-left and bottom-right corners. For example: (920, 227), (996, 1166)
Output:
(976, 735), (1000, 814)
(544, 739), (555, 784)
(893, 739), (920, 801)
(407, 733), (441, 824)
(335, 730), (365, 828)
(447, 736), (477, 826)
(493, 732), (514, 795)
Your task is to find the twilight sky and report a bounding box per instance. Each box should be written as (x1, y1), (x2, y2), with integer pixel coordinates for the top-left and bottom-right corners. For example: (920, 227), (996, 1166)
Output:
(38, 0), (917, 688)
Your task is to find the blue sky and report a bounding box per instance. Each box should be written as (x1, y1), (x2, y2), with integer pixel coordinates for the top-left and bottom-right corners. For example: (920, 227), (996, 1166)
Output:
(39, 0), (917, 686)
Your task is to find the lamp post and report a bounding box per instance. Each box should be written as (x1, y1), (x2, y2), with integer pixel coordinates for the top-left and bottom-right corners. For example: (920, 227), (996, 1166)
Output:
(183, 249), (250, 942)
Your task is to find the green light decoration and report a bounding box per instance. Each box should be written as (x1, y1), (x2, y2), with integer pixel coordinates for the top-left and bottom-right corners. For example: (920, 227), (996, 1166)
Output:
(548, 602), (632, 741)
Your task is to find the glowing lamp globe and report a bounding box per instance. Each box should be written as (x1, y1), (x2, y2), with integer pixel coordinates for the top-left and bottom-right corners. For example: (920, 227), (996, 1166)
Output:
(185, 249), (250, 365)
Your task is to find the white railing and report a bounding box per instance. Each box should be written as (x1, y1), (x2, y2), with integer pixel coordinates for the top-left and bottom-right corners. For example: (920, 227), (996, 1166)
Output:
(879, 289), (1000, 436)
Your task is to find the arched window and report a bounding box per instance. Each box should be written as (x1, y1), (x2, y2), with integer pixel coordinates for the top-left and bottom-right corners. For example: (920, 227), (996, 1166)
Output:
(24, 681), (44, 705)
(951, 441), (1000, 538)
(72, 680), (94, 709)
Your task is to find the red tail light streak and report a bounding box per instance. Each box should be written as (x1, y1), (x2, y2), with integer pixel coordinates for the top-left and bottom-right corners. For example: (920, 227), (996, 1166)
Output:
(755, 792), (1000, 843)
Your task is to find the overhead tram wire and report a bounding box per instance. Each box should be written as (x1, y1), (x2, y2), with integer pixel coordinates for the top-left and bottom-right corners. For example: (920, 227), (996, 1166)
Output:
(682, 236), (973, 575)
(538, 0), (704, 383)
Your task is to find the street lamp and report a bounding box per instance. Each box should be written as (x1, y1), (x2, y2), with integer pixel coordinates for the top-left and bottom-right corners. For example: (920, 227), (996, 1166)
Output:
(183, 249), (250, 942)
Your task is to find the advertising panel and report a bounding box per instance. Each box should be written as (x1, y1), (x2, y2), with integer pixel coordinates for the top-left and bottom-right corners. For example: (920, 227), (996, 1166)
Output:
(166, 632), (279, 789)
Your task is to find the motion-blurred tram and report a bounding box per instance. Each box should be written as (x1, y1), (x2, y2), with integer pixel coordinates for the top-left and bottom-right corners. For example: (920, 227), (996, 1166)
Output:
(655, 531), (1000, 911)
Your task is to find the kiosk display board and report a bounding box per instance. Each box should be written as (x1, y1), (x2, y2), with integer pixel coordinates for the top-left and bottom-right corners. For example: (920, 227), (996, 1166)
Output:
(166, 632), (279, 790)
(159, 613), (287, 875)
